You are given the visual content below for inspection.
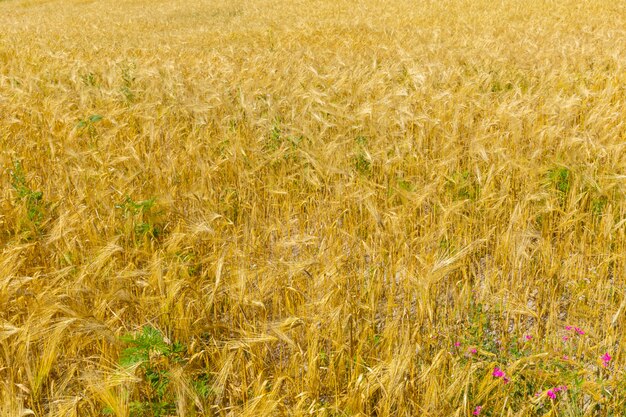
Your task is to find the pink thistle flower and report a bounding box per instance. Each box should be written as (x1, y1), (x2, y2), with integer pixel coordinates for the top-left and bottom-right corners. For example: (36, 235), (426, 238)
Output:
(547, 390), (556, 400)
(473, 405), (482, 415)
(492, 367), (505, 378)
(602, 353), (612, 367)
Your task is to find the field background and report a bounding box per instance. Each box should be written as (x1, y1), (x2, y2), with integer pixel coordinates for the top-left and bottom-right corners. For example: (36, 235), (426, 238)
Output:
(1, 0), (626, 415)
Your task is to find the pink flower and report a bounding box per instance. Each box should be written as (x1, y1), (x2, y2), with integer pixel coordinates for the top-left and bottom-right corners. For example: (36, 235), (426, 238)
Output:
(574, 327), (585, 335)
(524, 335), (532, 341)
(565, 326), (573, 331)
(470, 348), (478, 354)
(492, 366), (510, 383)
(473, 405), (483, 415)
(454, 341), (461, 347)
(543, 386), (567, 400)
(562, 355), (569, 360)
(563, 336), (569, 341)
(602, 353), (612, 367)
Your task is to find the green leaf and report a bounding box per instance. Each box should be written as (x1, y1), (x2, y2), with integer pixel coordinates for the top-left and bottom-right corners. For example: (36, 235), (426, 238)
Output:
(119, 346), (149, 367)
(89, 114), (103, 123)
(119, 326), (169, 367)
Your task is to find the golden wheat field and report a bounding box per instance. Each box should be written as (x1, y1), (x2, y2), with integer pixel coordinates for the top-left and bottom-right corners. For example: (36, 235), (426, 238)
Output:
(1, 0), (626, 415)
